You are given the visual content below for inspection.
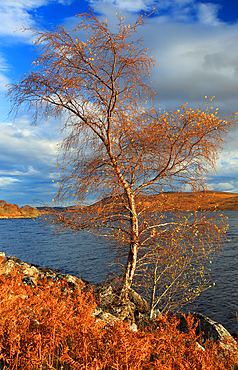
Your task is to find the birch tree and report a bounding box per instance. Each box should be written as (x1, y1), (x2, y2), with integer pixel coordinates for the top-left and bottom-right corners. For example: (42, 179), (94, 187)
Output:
(8, 9), (235, 308)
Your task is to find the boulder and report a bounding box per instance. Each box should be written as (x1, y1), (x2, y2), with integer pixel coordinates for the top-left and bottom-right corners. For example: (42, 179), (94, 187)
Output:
(92, 281), (153, 326)
(178, 312), (238, 355)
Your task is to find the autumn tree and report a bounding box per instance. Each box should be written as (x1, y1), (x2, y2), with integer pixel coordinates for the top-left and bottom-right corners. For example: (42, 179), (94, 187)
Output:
(7, 9), (236, 312)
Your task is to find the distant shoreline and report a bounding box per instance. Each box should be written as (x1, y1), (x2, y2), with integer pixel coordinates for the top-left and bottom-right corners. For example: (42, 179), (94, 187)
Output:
(0, 200), (42, 219)
(1, 191), (238, 218)
(0, 215), (39, 219)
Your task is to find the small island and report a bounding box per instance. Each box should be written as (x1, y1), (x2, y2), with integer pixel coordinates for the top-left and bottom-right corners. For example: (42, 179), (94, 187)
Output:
(0, 200), (40, 219)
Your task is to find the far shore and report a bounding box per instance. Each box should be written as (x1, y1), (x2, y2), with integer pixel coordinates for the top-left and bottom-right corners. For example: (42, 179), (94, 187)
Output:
(1, 191), (238, 219)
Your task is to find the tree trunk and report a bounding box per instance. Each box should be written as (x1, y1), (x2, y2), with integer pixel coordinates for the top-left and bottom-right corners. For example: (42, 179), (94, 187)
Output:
(121, 192), (139, 294)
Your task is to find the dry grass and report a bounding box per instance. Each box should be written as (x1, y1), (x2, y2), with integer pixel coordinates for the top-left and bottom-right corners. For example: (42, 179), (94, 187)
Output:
(0, 261), (237, 369)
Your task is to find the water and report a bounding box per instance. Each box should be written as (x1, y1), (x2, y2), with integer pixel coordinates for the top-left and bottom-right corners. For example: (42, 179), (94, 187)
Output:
(0, 212), (237, 334)
(0, 218), (117, 284)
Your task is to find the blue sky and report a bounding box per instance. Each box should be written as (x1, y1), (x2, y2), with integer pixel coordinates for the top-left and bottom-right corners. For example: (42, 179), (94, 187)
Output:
(1, 0), (238, 206)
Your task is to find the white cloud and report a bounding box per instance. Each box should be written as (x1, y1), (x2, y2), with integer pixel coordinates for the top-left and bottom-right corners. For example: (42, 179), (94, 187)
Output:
(209, 182), (235, 191)
(0, 119), (59, 171)
(0, 5), (34, 36)
(0, 0), (47, 9)
(197, 3), (220, 26)
(89, 1), (238, 119)
(0, 116), (60, 203)
(90, 0), (156, 12)
(90, 0), (222, 24)
(0, 0), (73, 37)
(91, 0), (197, 13)
(86, 1), (238, 195)
(0, 74), (9, 92)
(0, 177), (20, 187)
(0, 55), (10, 92)
(0, 166), (38, 177)
(2, 0), (238, 202)
(13, 128), (35, 138)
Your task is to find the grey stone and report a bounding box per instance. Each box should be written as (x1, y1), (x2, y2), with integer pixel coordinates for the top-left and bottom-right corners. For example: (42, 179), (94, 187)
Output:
(95, 311), (120, 325)
(178, 312), (238, 356)
(22, 275), (35, 287)
(192, 312), (236, 344)
(7, 256), (22, 264)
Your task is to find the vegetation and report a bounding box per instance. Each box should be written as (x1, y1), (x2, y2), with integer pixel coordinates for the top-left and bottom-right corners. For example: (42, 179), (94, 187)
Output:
(7, 9), (237, 315)
(0, 264), (237, 370)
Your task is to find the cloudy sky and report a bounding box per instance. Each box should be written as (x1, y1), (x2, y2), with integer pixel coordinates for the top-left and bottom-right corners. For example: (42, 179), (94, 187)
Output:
(0, 0), (238, 206)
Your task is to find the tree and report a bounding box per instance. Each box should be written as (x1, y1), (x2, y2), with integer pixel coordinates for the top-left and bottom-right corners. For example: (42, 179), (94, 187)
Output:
(7, 9), (236, 313)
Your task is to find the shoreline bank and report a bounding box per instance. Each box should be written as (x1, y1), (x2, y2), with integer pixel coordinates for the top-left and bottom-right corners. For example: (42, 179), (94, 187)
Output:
(0, 251), (237, 351)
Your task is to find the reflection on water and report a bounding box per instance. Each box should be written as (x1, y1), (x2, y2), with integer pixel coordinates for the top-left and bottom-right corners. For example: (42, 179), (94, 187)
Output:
(0, 211), (237, 333)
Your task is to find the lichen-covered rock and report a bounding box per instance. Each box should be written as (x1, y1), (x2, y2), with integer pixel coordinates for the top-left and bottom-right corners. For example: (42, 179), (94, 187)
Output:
(92, 282), (150, 325)
(0, 253), (86, 292)
(192, 312), (232, 343)
(178, 312), (238, 356)
(128, 288), (150, 314)
(193, 312), (238, 355)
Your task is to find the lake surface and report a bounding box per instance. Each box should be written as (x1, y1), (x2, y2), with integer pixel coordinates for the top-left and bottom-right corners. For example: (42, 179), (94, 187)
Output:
(0, 212), (237, 334)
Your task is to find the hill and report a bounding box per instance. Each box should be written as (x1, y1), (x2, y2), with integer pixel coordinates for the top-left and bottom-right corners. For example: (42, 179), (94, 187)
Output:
(140, 191), (238, 211)
(86, 191), (238, 212)
(0, 200), (40, 219)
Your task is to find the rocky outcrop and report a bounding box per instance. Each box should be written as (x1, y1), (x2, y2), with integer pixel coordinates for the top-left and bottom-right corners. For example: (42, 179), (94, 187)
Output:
(178, 312), (238, 356)
(0, 200), (40, 218)
(0, 252), (86, 290)
(193, 313), (238, 354)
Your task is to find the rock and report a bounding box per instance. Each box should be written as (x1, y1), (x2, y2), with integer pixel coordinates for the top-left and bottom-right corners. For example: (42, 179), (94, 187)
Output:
(128, 288), (150, 314)
(93, 283), (117, 314)
(93, 282), (113, 299)
(192, 312), (233, 343)
(22, 275), (36, 287)
(178, 312), (238, 355)
(22, 265), (40, 277)
(7, 256), (22, 264)
(111, 300), (136, 321)
(0, 253), (86, 293)
(92, 282), (150, 325)
(95, 311), (120, 325)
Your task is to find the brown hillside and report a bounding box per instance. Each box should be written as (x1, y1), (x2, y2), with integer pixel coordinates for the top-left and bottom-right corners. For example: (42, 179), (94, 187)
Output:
(87, 191), (238, 212)
(144, 191), (238, 211)
(0, 200), (40, 218)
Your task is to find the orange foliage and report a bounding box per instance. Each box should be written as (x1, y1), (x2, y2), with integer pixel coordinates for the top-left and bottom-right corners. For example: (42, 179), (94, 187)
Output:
(0, 264), (237, 369)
